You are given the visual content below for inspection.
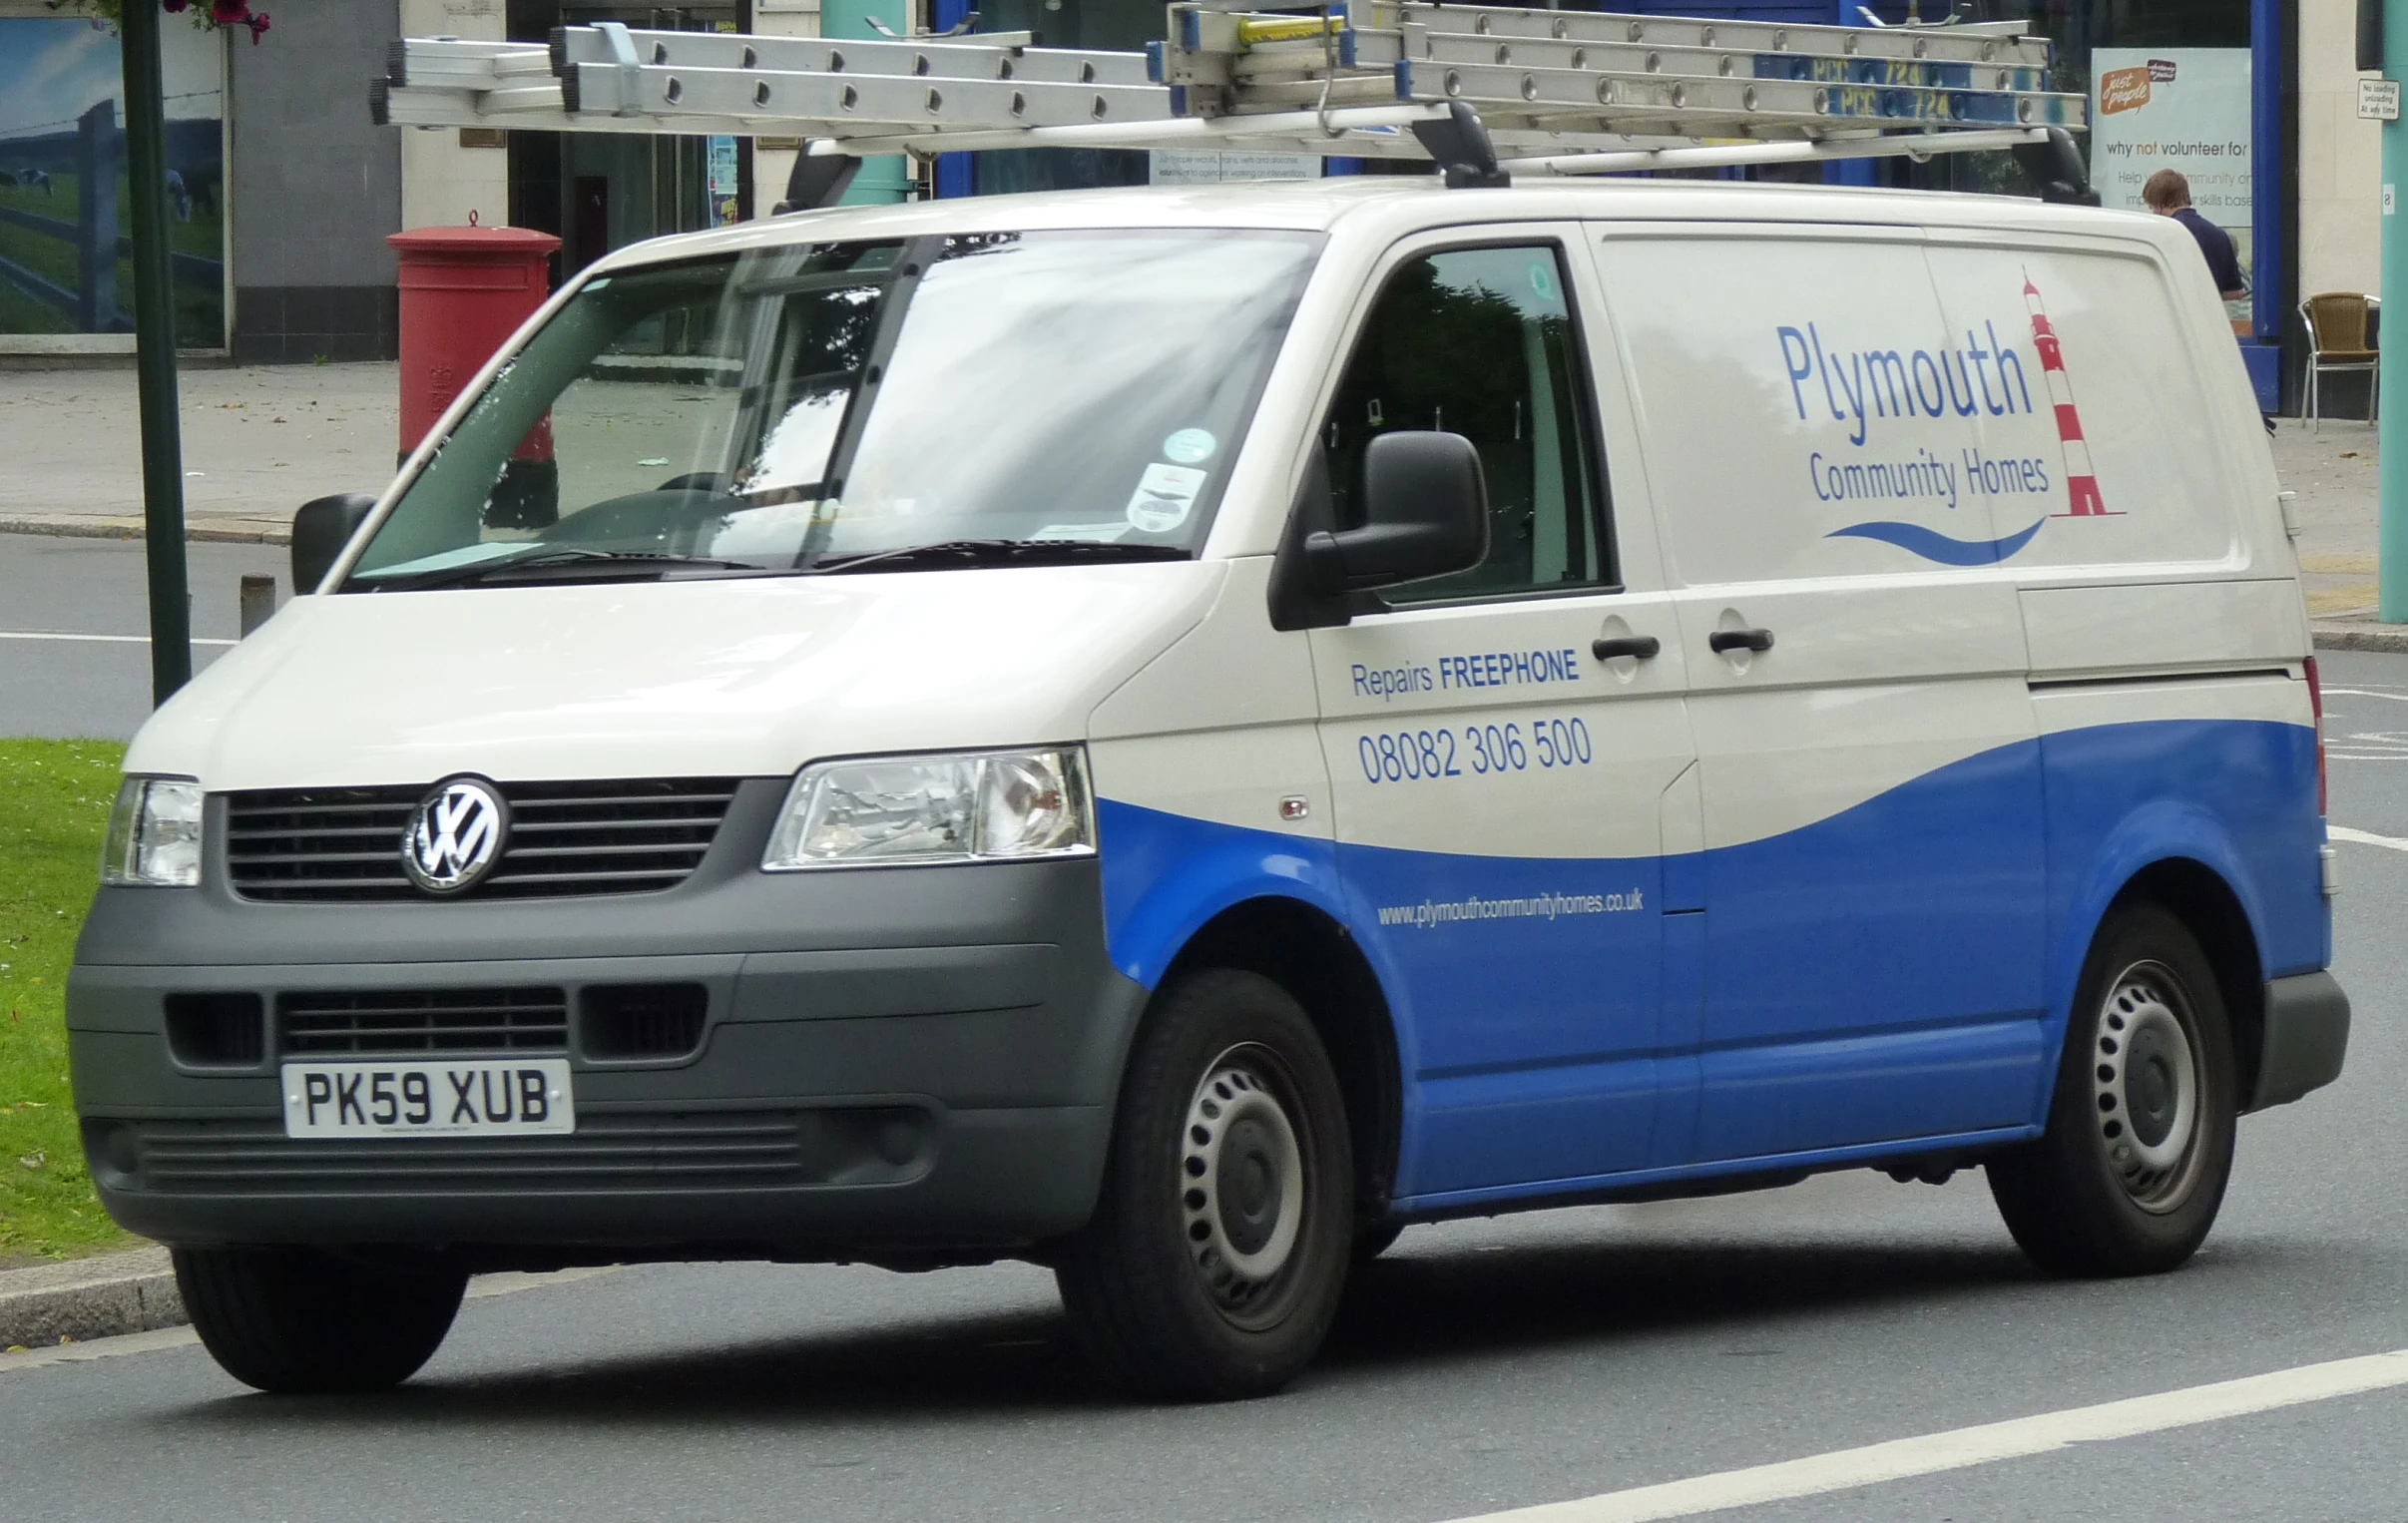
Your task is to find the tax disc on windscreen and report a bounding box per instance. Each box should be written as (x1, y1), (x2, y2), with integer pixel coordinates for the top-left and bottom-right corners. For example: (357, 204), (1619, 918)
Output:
(1163, 428), (1216, 464)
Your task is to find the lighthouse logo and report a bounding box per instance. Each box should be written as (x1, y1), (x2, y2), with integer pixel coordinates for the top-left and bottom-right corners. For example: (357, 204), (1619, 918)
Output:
(1805, 271), (2114, 566)
(2024, 274), (2116, 519)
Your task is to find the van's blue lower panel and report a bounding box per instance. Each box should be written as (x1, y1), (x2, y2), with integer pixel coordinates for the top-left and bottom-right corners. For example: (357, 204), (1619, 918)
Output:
(1096, 716), (2323, 1207)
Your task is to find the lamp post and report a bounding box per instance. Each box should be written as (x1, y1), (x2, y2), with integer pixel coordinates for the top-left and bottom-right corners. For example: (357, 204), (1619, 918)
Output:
(2376, 0), (2408, 622)
(118, 0), (193, 703)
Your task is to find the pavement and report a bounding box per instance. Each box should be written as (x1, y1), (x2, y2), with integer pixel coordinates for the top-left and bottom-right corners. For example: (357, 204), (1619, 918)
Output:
(0, 1248), (179, 1351)
(0, 362), (396, 545)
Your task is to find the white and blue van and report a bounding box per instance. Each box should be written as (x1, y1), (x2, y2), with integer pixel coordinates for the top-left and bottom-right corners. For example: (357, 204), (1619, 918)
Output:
(72, 172), (2347, 1399)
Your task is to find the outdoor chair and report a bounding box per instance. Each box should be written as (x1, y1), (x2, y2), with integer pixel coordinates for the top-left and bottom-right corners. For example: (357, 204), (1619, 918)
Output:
(2301, 291), (2380, 431)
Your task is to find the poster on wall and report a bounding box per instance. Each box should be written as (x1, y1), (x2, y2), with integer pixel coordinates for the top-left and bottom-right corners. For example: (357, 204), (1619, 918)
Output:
(2090, 48), (2254, 325)
(708, 135), (740, 227)
(0, 14), (225, 348)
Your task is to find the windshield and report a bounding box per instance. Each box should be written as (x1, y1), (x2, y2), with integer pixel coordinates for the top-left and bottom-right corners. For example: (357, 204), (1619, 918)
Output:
(345, 228), (1323, 589)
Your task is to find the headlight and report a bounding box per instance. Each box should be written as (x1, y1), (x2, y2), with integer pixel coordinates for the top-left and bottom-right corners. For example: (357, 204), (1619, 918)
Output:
(101, 777), (205, 888)
(762, 747), (1094, 870)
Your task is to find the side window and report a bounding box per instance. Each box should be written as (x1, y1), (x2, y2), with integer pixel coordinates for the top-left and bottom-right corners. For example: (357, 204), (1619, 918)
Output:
(1321, 244), (1612, 603)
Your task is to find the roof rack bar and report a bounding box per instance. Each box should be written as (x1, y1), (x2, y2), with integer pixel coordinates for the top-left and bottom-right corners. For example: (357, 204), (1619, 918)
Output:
(1512, 124), (2050, 176)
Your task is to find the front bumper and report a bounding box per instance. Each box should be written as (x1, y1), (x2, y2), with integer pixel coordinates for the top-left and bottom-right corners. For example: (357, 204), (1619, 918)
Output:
(69, 786), (1147, 1257)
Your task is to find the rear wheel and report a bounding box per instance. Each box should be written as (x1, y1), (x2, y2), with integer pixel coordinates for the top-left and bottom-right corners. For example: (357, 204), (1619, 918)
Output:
(1987, 903), (2238, 1276)
(1056, 969), (1353, 1399)
(174, 1246), (467, 1393)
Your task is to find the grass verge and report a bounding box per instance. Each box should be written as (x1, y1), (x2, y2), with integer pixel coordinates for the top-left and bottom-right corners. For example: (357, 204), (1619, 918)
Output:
(0, 740), (134, 1266)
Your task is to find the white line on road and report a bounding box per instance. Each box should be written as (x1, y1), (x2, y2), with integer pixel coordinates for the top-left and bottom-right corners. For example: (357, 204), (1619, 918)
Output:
(1443, 1348), (2408, 1523)
(2329, 824), (2408, 851)
(0, 631), (239, 648)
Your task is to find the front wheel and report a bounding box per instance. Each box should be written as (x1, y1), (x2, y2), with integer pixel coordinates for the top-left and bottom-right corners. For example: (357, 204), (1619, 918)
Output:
(174, 1246), (467, 1393)
(1987, 903), (2238, 1276)
(1055, 969), (1354, 1399)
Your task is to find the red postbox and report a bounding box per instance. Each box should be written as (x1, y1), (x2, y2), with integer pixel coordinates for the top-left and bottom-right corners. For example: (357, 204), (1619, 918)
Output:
(388, 220), (563, 528)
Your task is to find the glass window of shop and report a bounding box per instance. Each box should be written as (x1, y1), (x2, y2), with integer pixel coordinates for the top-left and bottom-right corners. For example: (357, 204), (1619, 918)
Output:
(958, 0), (1155, 195)
(504, 1), (752, 283)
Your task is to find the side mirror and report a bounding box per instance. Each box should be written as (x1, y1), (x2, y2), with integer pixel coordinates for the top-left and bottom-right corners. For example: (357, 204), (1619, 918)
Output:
(290, 493), (379, 592)
(1304, 431), (1488, 594)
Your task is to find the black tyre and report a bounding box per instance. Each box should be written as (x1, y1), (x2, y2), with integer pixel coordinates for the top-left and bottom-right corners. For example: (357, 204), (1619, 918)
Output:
(173, 1246), (468, 1393)
(1987, 903), (2238, 1276)
(1056, 969), (1354, 1399)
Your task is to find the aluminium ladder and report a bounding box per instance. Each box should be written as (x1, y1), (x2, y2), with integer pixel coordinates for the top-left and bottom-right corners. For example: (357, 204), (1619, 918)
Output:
(371, 3), (2090, 191)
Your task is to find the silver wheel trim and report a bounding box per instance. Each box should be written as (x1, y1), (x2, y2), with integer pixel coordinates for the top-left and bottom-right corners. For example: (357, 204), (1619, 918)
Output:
(2091, 962), (2201, 1210)
(1179, 1046), (1306, 1316)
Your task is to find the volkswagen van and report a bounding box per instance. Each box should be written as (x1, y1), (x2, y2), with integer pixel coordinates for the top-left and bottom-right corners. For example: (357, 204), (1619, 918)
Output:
(70, 173), (2348, 1398)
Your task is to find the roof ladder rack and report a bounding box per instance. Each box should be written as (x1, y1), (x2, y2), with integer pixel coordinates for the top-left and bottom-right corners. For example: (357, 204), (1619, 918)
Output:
(371, 7), (2093, 203)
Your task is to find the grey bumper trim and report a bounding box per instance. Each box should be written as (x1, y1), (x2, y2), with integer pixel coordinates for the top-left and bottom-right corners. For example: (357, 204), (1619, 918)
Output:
(70, 851), (1151, 1253)
(2248, 970), (2350, 1113)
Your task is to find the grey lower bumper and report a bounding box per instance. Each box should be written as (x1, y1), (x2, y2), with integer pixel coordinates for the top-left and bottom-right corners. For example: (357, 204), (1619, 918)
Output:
(2247, 970), (2351, 1113)
(69, 834), (1148, 1257)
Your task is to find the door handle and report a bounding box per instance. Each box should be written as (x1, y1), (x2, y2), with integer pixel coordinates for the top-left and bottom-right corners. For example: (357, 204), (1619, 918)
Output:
(1591, 635), (1661, 662)
(1707, 628), (1774, 655)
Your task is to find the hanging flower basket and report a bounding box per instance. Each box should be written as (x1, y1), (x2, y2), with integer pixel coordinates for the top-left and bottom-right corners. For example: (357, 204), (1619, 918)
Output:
(54, 0), (273, 44)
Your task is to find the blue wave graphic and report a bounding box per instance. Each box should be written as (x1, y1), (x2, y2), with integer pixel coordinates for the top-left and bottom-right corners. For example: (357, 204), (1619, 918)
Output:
(1826, 517), (2048, 566)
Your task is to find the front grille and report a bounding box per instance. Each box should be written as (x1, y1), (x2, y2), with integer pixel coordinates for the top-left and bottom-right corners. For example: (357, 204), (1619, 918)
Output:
(225, 777), (740, 902)
(279, 987), (570, 1055)
(129, 1108), (929, 1193)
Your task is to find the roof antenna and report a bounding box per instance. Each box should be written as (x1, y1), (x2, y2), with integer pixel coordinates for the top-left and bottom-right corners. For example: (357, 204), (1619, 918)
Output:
(1410, 101), (1510, 190)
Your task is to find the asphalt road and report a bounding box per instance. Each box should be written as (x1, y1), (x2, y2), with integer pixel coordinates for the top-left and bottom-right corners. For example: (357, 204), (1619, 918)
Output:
(1, 533), (286, 742)
(5, 551), (2407, 1521)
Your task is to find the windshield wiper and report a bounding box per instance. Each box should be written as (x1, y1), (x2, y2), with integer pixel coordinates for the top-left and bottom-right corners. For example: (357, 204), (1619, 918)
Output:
(361, 548), (768, 592)
(795, 539), (1192, 576)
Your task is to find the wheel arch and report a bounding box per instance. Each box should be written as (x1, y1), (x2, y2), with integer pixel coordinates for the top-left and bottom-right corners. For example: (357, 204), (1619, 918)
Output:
(2078, 856), (2268, 1113)
(2109, 858), (2267, 1109)
(1161, 896), (1404, 1221)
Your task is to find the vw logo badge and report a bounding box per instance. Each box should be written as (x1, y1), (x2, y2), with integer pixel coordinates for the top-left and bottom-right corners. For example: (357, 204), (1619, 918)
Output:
(402, 776), (509, 894)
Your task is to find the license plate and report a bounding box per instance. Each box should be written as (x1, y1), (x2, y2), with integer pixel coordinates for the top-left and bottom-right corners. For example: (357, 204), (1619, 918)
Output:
(280, 1058), (575, 1139)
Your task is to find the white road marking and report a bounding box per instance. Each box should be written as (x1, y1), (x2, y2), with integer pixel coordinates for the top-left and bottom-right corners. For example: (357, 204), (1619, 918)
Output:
(2322, 688), (2408, 702)
(2328, 824), (2408, 851)
(1442, 1348), (2408, 1523)
(0, 631), (239, 648)
(0, 1266), (617, 1376)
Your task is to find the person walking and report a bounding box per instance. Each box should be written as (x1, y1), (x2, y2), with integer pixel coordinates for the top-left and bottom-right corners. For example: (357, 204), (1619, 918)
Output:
(2143, 169), (2247, 300)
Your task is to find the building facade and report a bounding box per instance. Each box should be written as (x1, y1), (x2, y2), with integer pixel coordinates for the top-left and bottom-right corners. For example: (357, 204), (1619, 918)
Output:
(0, 0), (2381, 412)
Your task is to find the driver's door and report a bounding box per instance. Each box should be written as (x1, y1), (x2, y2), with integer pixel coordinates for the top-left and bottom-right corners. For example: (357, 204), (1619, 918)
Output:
(1306, 231), (1697, 1202)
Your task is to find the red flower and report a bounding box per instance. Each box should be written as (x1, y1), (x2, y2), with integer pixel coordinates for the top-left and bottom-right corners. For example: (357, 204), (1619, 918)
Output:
(210, 0), (249, 24)
(163, 0), (191, 12)
(244, 11), (269, 41)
